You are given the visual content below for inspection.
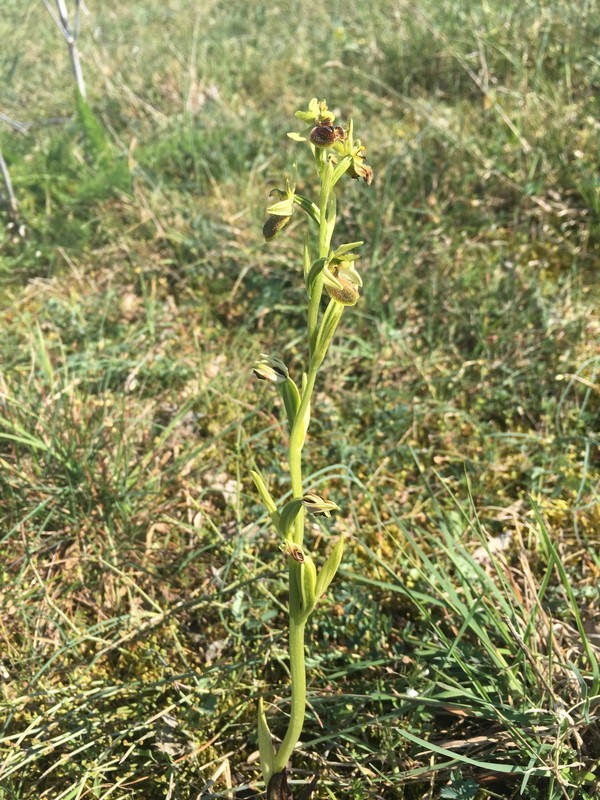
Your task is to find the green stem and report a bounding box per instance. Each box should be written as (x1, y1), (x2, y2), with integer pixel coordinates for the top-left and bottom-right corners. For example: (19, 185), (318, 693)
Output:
(272, 156), (337, 777)
(270, 144), (344, 786)
(288, 364), (318, 546)
(272, 615), (306, 774)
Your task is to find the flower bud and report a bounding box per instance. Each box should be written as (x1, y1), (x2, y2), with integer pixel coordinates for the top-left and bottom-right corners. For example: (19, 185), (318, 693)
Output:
(253, 354), (289, 383)
(263, 214), (291, 242)
(301, 492), (340, 517)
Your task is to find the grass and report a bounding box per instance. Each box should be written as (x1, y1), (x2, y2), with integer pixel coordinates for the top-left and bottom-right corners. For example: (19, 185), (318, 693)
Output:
(0, 0), (598, 798)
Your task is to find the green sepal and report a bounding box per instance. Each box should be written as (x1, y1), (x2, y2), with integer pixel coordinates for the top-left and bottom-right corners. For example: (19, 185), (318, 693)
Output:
(315, 535), (344, 600)
(251, 470), (280, 528)
(331, 241), (364, 259)
(287, 130), (310, 142)
(278, 498), (303, 537)
(258, 698), (275, 786)
(295, 101), (319, 123)
(267, 197), (295, 216)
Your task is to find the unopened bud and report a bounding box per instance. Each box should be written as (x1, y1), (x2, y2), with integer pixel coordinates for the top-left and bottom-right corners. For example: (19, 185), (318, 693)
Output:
(302, 493), (340, 517)
(263, 214), (291, 241)
(253, 354), (289, 383)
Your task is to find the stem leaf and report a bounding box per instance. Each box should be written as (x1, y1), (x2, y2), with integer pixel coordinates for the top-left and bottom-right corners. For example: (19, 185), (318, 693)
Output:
(325, 190), (336, 250)
(315, 535), (344, 600)
(303, 235), (311, 284)
(251, 470), (280, 526)
(280, 378), (301, 429)
(300, 556), (317, 616)
(313, 300), (344, 369)
(294, 193), (320, 225)
(330, 155), (353, 191)
(258, 698), (275, 785)
(307, 257), (328, 287)
(279, 498), (303, 537)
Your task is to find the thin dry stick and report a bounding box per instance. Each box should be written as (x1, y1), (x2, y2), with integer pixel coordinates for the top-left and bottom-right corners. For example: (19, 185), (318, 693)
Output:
(42, 0), (87, 98)
(0, 112), (30, 134)
(0, 147), (17, 216)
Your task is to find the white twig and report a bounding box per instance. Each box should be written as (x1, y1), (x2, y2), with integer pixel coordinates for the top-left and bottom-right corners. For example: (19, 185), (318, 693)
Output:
(73, 0), (82, 38)
(0, 147), (18, 216)
(42, 0), (87, 98)
(0, 112), (30, 134)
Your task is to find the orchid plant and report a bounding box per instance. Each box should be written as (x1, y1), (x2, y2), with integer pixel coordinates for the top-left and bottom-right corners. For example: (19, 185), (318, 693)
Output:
(252, 98), (372, 800)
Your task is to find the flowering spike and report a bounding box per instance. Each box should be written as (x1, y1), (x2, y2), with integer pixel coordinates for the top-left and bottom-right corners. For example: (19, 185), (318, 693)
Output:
(253, 99), (371, 786)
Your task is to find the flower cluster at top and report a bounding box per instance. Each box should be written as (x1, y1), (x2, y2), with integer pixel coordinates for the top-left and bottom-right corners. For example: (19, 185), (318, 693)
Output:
(261, 98), (373, 310)
(263, 99), (374, 241)
(289, 97), (373, 186)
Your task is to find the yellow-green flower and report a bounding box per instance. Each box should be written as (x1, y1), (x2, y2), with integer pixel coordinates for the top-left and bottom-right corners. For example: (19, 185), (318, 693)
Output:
(323, 261), (363, 306)
(332, 119), (373, 185)
(253, 354), (289, 383)
(288, 98), (335, 142)
(320, 242), (364, 306)
(262, 165), (298, 241)
(301, 492), (340, 517)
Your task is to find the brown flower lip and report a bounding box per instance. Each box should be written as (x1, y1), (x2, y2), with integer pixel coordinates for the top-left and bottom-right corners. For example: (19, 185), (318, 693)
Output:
(310, 125), (346, 148)
(263, 214), (291, 241)
(310, 125), (337, 147)
(325, 278), (360, 306)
